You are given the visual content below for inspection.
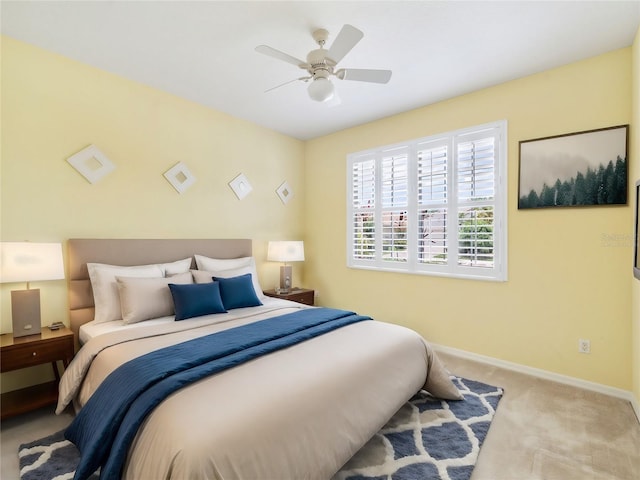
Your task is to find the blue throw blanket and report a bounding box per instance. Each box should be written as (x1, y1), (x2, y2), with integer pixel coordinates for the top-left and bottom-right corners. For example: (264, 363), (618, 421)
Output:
(65, 308), (370, 480)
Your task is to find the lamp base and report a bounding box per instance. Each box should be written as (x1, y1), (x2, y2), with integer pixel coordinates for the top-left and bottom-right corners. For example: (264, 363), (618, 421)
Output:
(11, 289), (42, 338)
(279, 265), (292, 294)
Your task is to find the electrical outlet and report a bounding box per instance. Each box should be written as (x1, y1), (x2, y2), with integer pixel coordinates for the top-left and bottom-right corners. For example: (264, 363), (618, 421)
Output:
(578, 339), (591, 354)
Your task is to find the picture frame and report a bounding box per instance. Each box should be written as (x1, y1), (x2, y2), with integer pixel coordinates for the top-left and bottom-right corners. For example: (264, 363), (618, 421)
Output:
(164, 162), (196, 194)
(228, 173), (253, 200)
(276, 181), (293, 204)
(634, 180), (640, 280)
(67, 144), (116, 184)
(518, 125), (628, 209)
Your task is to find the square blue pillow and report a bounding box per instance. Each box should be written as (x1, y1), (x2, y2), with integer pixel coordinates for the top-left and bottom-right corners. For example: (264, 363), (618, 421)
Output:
(213, 273), (263, 310)
(168, 282), (227, 321)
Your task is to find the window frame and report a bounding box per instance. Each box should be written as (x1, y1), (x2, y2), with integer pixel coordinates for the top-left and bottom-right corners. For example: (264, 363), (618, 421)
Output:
(346, 120), (508, 282)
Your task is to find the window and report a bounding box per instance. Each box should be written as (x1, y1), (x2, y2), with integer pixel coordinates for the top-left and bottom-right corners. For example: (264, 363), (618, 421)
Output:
(347, 120), (507, 281)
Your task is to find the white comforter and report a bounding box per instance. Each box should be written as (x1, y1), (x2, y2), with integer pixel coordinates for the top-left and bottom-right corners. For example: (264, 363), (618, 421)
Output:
(58, 301), (461, 479)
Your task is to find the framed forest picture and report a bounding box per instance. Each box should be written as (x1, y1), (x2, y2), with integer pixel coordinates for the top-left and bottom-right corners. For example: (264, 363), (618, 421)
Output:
(518, 125), (628, 209)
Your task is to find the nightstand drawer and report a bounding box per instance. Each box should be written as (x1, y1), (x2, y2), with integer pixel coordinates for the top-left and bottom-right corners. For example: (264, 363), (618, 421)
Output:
(263, 288), (315, 306)
(292, 290), (314, 305)
(1, 336), (73, 372)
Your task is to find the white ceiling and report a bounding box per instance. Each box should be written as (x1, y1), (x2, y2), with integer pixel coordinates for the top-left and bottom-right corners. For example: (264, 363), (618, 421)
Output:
(2, 1), (639, 140)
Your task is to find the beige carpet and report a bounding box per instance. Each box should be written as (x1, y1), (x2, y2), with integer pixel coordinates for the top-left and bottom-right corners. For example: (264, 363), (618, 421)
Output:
(1, 351), (639, 480)
(438, 352), (640, 480)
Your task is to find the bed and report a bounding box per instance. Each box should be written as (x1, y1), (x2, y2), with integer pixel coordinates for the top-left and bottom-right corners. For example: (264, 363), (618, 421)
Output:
(57, 238), (461, 480)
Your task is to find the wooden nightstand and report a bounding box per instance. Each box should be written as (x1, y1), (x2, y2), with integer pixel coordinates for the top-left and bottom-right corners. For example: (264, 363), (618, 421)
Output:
(0, 327), (74, 419)
(263, 288), (315, 306)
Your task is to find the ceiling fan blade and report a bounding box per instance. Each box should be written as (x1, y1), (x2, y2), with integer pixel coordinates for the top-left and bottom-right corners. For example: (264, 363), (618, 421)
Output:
(336, 68), (392, 84)
(255, 45), (308, 68)
(265, 77), (309, 93)
(327, 24), (363, 65)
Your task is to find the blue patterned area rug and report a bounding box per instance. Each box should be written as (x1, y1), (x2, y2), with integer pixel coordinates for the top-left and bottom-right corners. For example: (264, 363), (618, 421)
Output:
(333, 376), (503, 480)
(18, 431), (99, 480)
(19, 376), (501, 480)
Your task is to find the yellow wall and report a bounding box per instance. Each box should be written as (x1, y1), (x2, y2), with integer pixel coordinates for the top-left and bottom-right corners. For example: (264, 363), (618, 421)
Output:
(0, 36), (305, 391)
(305, 48), (633, 390)
(632, 28), (640, 405)
(1, 35), (637, 395)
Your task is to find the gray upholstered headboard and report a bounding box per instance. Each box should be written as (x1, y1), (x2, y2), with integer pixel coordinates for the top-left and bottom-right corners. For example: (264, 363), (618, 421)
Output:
(67, 238), (252, 346)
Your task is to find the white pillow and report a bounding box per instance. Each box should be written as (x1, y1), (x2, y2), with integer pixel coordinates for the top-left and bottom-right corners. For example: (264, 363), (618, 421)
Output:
(194, 255), (252, 271)
(160, 258), (192, 276)
(192, 255), (264, 299)
(191, 269), (216, 284)
(88, 263), (164, 323)
(116, 272), (193, 324)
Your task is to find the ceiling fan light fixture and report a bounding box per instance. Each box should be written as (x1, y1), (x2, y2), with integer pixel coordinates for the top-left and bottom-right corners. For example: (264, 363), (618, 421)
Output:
(257, 24), (391, 102)
(308, 77), (335, 102)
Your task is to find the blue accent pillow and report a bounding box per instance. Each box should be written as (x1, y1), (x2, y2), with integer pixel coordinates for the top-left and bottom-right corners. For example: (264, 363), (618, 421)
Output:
(168, 282), (227, 320)
(213, 273), (263, 310)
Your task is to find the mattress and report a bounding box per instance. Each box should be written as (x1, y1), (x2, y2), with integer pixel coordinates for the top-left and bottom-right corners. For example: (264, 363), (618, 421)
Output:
(59, 301), (461, 480)
(77, 295), (294, 344)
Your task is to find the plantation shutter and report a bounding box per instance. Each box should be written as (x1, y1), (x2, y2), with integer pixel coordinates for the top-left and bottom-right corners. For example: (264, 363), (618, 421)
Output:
(381, 148), (408, 264)
(417, 141), (449, 265)
(347, 120), (506, 281)
(350, 156), (376, 261)
(455, 130), (498, 269)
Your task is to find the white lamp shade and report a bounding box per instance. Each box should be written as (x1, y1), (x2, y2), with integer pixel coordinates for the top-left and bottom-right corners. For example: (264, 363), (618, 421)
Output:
(267, 241), (305, 263)
(0, 242), (65, 283)
(308, 78), (335, 102)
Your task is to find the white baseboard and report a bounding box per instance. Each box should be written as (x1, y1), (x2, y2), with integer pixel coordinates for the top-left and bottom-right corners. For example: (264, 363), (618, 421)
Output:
(432, 343), (640, 424)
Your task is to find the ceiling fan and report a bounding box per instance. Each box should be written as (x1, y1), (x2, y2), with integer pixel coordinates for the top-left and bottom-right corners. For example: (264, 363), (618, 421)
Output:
(255, 24), (392, 103)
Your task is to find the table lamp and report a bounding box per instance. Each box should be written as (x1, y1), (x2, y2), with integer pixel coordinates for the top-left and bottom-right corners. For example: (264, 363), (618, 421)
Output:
(267, 241), (304, 294)
(0, 242), (65, 337)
